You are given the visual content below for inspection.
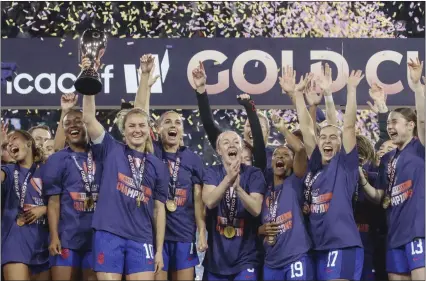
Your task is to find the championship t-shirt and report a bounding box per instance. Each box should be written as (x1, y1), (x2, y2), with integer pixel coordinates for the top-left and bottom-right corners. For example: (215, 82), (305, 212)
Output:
(153, 141), (204, 243)
(376, 138), (425, 248)
(305, 146), (362, 250)
(42, 147), (101, 251)
(262, 172), (312, 268)
(91, 132), (169, 244)
(2, 164), (49, 266)
(202, 164), (266, 275)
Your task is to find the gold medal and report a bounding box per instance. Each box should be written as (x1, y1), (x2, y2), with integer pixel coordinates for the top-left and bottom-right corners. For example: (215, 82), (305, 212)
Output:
(302, 203), (310, 215)
(223, 226), (236, 239)
(16, 215), (25, 227)
(266, 235), (276, 246)
(86, 197), (94, 209)
(166, 200), (177, 212)
(382, 195), (391, 209)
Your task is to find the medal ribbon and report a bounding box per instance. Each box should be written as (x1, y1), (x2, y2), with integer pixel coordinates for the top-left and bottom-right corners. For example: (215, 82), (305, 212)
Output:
(386, 153), (400, 198)
(14, 163), (37, 212)
(162, 148), (181, 200)
(303, 171), (322, 207)
(71, 150), (94, 196)
(125, 146), (146, 191)
(269, 188), (282, 222)
(224, 186), (238, 226)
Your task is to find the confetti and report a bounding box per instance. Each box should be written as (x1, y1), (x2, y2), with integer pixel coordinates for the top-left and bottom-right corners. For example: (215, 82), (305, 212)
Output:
(3, 2), (422, 40)
(1, 3), (423, 279)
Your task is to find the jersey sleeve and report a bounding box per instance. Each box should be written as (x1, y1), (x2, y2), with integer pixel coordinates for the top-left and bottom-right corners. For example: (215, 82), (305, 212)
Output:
(152, 140), (163, 159)
(341, 146), (359, 172)
(91, 131), (120, 163)
(191, 153), (204, 186)
(375, 155), (390, 191)
(203, 166), (220, 186)
(1, 164), (14, 195)
(41, 152), (65, 197)
(412, 163), (425, 199)
(308, 145), (322, 172)
(153, 161), (169, 203)
(413, 138), (425, 160)
(248, 168), (267, 195)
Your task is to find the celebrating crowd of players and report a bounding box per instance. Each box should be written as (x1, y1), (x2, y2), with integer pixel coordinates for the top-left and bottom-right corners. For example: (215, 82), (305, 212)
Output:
(1, 54), (425, 281)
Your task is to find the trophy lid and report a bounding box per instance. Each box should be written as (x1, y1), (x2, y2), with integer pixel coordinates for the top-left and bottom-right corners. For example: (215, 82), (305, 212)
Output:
(79, 28), (107, 59)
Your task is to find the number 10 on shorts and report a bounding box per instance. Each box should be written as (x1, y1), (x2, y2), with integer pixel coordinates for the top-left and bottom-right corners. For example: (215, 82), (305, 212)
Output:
(143, 243), (154, 259)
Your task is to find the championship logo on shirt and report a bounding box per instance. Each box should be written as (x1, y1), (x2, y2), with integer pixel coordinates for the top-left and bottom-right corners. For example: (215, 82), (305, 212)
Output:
(216, 216), (244, 237)
(70, 192), (99, 212)
(26, 177), (47, 224)
(275, 211), (293, 233)
(116, 172), (152, 204)
(390, 180), (413, 207)
(310, 188), (332, 214)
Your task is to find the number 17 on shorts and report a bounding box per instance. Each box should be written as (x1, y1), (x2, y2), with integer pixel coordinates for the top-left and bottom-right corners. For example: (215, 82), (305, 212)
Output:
(317, 247), (364, 281)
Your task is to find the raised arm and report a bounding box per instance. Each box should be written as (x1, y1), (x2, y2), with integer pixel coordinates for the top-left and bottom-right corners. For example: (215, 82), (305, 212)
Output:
(79, 58), (104, 141)
(133, 54), (160, 113)
(237, 94), (267, 171)
(318, 63), (338, 126)
(408, 58), (425, 145)
(272, 114), (307, 178)
(54, 93), (78, 151)
(82, 95), (104, 141)
(343, 70), (364, 153)
(279, 66), (316, 158)
(192, 61), (222, 149)
(367, 83), (389, 149)
(305, 79), (324, 130)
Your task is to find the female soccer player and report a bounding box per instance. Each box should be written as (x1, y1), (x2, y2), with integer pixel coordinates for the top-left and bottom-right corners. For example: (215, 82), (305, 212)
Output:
(133, 54), (207, 281)
(283, 65), (365, 281)
(354, 135), (383, 281)
(362, 58), (425, 280)
(259, 114), (313, 281)
(1, 129), (49, 281)
(202, 130), (266, 281)
(191, 62), (270, 171)
(81, 58), (169, 281)
(42, 95), (100, 280)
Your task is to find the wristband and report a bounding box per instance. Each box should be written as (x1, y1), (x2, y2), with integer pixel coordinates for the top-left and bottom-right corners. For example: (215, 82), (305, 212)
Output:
(324, 95), (334, 103)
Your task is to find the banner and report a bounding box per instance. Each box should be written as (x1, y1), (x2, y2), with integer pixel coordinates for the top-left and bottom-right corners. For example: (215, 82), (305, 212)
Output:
(1, 38), (424, 108)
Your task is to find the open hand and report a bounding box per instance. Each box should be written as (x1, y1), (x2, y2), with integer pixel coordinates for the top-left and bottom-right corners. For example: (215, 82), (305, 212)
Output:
(408, 57), (423, 85)
(347, 70), (364, 89)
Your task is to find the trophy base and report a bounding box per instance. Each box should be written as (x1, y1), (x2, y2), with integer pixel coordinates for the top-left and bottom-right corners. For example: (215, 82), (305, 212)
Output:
(74, 70), (103, 96)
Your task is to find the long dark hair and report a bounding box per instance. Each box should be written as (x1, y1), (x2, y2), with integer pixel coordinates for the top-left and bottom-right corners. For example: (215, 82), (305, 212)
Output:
(8, 130), (44, 163)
